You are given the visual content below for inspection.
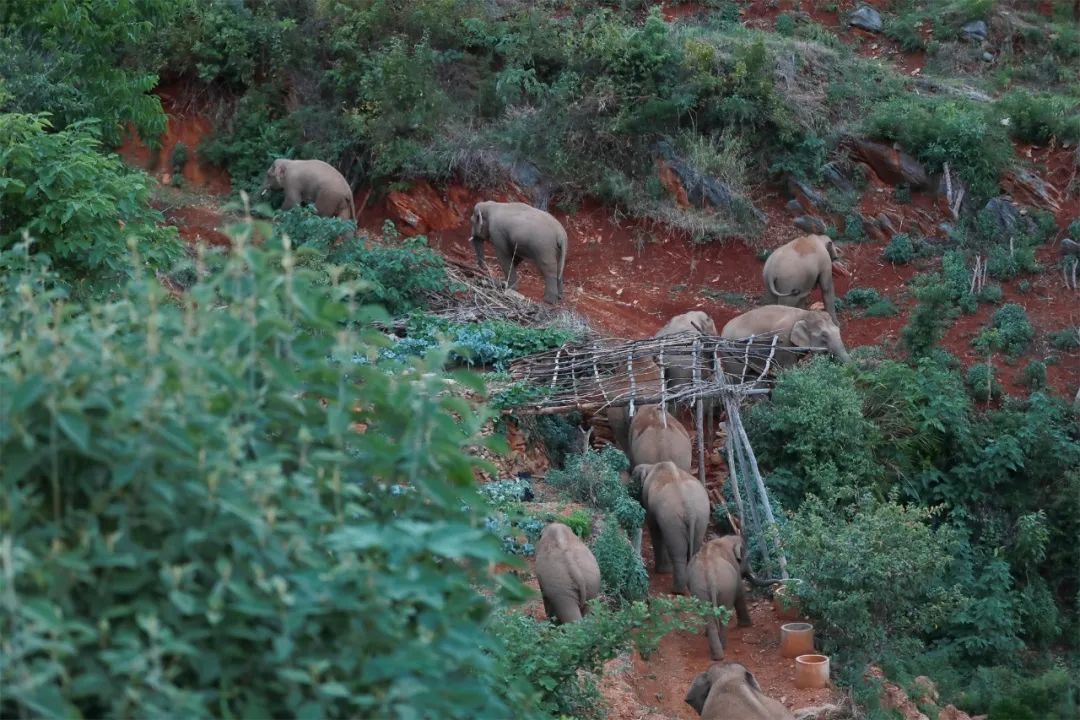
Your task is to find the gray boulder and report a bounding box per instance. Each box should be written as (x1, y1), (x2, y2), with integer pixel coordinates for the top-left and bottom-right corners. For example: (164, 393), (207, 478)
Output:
(849, 5), (883, 32)
(497, 154), (551, 210)
(982, 196), (1038, 238)
(961, 20), (988, 42)
(794, 215), (828, 234)
(653, 140), (767, 223)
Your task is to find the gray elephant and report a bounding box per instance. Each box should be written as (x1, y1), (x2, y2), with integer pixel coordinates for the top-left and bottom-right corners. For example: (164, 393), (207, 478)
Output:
(470, 201), (568, 304)
(627, 404), (693, 472)
(761, 234), (844, 322)
(632, 461), (710, 594)
(720, 305), (850, 383)
(688, 535), (753, 661)
(685, 663), (795, 720)
(655, 310), (720, 448)
(260, 159), (356, 220)
(534, 521), (601, 623)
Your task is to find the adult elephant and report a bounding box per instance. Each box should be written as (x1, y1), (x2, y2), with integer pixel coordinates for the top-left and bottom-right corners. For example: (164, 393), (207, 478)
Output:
(260, 158), (356, 220)
(762, 234), (845, 322)
(469, 201), (568, 304)
(654, 310), (720, 451)
(688, 535), (753, 661)
(685, 663), (794, 720)
(632, 461), (710, 594)
(625, 404), (693, 472)
(534, 522), (601, 624)
(720, 305), (850, 383)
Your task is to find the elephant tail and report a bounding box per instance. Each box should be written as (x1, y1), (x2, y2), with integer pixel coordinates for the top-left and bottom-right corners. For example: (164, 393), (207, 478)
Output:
(346, 193), (358, 223)
(767, 274), (800, 298)
(556, 228), (568, 281)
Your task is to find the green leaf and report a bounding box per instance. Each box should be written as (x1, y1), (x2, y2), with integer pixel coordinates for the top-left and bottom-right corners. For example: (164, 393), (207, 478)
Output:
(56, 411), (90, 451)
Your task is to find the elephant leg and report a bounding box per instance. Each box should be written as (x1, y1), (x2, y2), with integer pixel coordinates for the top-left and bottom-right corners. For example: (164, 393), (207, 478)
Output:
(493, 247), (516, 289)
(706, 613), (725, 660)
(541, 271), (560, 305)
(670, 542), (691, 595)
(542, 594), (556, 622)
(648, 515), (671, 573)
(734, 591), (752, 627)
(281, 189), (301, 211)
(762, 288), (779, 306)
(549, 595), (583, 624)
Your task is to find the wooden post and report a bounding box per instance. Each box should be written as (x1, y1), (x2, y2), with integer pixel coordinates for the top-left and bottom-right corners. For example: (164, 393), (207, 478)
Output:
(730, 414), (772, 570)
(728, 404), (789, 580)
(658, 344), (667, 428)
(693, 337), (705, 485)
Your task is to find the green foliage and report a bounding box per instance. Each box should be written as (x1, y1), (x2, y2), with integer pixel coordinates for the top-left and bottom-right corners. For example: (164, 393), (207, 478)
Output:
(198, 89), (299, 194)
(561, 508), (593, 540)
(842, 287), (884, 308)
(0, 113), (181, 291)
(0, 234), (536, 718)
(0, 0), (169, 144)
(966, 665), (1079, 720)
(864, 298), (900, 317)
(965, 363), (1002, 401)
(490, 596), (718, 719)
(864, 96), (1012, 201)
(591, 516), (649, 603)
(882, 233), (917, 264)
(519, 412), (586, 468)
(997, 90), (1080, 145)
(784, 497), (962, 663)
(973, 304), (1034, 358)
(746, 357), (878, 508)
(901, 274), (958, 357)
(545, 447), (644, 532)
(396, 314), (578, 370)
(1048, 327), (1079, 351)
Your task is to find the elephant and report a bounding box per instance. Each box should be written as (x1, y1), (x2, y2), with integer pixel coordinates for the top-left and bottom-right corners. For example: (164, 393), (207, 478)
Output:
(470, 201), (568, 304)
(632, 461), (710, 594)
(685, 662), (795, 720)
(627, 404), (693, 472)
(720, 305), (850, 384)
(761, 234), (844, 323)
(688, 535), (753, 661)
(534, 521), (601, 623)
(260, 159), (356, 221)
(654, 310), (720, 451)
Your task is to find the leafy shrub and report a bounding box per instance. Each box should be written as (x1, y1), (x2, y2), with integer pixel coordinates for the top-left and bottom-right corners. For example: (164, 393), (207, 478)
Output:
(784, 497), (962, 663)
(966, 363), (1003, 401)
(882, 233), (917, 264)
(591, 515), (649, 603)
(561, 508), (593, 540)
(864, 96), (1012, 201)
(0, 235), (535, 718)
(490, 596), (718, 719)
(997, 90), (1080, 145)
(864, 298), (899, 317)
(973, 304), (1034, 358)
(520, 412), (586, 468)
(843, 287), (884, 308)
(0, 113), (181, 290)
(198, 89), (299, 193)
(546, 447), (644, 532)
(1019, 360), (1045, 395)
(479, 477), (534, 509)
(986, 242), (1039, 280)
(746, 357), (877, 508)
(902, 273), (960, 357)
(959, 665), (1079, 720)
(394, 314), (578, 370)
(978, 282), (1004, 305)
(1048, 327), (1079, 351)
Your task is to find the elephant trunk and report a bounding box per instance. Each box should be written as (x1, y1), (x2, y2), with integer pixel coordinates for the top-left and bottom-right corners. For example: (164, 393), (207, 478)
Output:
(829, 337), (851, 363)
(470, 235), (487, 269)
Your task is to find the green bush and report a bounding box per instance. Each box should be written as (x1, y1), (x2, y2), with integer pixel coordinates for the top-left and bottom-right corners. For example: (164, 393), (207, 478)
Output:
(785, 497), (962, 663)
(520, 412), (586, 468)
(864, 298), (899, 317)
(0, 113), (181, 292)
(198, 89), (299, 194)
(966, 363), (1003, 401)
(591, 515), (649, 603)
(901, 273), (960, 357)
(0, 235), (535, 718)
(561, 508), (593, 540)
(746, 357), (878, 508)
(1021, 359), (1047, 391)
(393, 314), (578, 370)
(997, 90), (1080, 145)
(490, 596), (718, 719)
(546, 448), (644, 532)
(864, 96), (1012, 201)
(974, 304), (1035, 358)
(843, 287), (884, 308)
(882, 233), (917, 264)
(1049, 327), (1079, 351)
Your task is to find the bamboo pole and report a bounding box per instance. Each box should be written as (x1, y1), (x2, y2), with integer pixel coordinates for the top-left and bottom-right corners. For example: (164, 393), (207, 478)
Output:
(693, 336), (705, 485)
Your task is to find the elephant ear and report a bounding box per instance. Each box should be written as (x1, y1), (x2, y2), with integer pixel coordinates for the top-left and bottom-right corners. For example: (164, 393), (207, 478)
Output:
(684, 671), (713, 716)
(272, 160), (287, 181)
(733, 536), (745, 566)
(824, 237), (839, 261)
(790, 319), (814, 348)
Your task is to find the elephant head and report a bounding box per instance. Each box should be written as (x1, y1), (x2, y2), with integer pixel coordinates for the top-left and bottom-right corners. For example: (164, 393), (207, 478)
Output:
(685, 663), (794, 720)
(789, 310), (850, 363)
(261, 159), (288, 196)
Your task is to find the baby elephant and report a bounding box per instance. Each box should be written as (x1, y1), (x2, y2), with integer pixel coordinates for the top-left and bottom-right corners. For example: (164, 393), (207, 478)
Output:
(261, 158), (356, 221)
(688, 535), (753, 660)
(762, 234), (844, 322)
(633, 461), (710, 594)
(685, 662), (794, 720)
(627, 404), (693, 472)
(534, 522), (601, 623)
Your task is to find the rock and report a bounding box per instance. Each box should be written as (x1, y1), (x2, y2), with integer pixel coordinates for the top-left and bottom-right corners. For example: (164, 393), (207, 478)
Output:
(851, 138), (929, 189)
(794, 706), (842, 720)
(786, 199), (804, 213)
(653, 140), (766, 223)
(386, 180), (462, 235)
(915, 676), (940, 706)
(821, 161), (856, 193)
(939, 705), (981, 720)
(788, 177), (831, 213)
(961, 20), (988, 42)
(877, 213), (897, 235)
(498, 154), (552, 210)
(849, 5), (883, 32)
(794, 215), (828, 234)
(982, 196), (1039, 238)
(982, 51), (994, 62)
(1002, 167), (1063, 213)
(1062, 238), (1080, 257)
